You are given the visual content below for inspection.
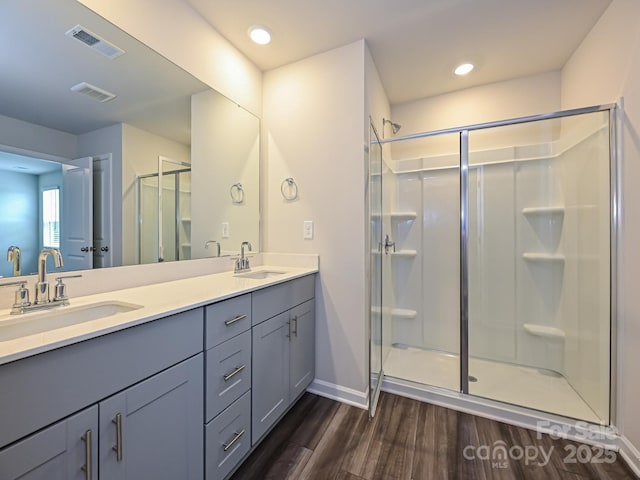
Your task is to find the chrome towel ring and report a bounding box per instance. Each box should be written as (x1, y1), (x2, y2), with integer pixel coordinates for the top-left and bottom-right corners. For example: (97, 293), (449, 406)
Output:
(230, 183), (244, 204)
(281, 177), (298, 201)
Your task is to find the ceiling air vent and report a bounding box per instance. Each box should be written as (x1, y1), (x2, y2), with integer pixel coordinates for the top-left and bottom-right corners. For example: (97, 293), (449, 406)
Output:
(65, 25), (125, 59)
(70, 82), (116, 103)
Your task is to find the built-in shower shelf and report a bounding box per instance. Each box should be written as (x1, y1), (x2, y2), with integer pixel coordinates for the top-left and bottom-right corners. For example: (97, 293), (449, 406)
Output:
(524, 323), (566, 340)
(391, 250), (417, 258)
(522, 253), (565, 263)
(371, 212), (417, 221)
(371, 307), (418, 319)
(522, 206), (565, 216)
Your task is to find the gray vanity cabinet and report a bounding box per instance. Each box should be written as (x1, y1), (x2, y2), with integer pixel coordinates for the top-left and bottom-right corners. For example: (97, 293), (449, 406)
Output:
(99, 354), (203, 480)
(289, 299), (316, 400)
(251, 276), (316, 445)
(251, 311), (291, 444)
(0, 355), (203, 480)
(0, 406), (98, 480)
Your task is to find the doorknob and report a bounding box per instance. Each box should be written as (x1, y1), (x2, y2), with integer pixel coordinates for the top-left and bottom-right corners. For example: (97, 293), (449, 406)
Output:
(101, 246), (109, 252)
(80, 247), (89, 252)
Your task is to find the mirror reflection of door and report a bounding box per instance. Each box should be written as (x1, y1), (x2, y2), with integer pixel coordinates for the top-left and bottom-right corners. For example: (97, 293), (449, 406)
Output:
(61, 157), (93, 271)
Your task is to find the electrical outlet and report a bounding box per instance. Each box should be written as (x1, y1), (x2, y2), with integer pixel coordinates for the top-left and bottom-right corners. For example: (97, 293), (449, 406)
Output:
(222, 222), (229, 238)
(303, 220), (313, 239)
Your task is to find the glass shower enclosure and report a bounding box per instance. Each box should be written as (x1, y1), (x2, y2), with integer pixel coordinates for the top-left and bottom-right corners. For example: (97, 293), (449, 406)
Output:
(138, 156), (192, 264)
(369, 105), (616, 425)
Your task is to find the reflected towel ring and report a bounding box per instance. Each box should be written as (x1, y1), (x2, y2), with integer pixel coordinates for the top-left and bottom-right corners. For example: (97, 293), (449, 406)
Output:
(230, 183), (244, 204)
(281, 177), (298, 201)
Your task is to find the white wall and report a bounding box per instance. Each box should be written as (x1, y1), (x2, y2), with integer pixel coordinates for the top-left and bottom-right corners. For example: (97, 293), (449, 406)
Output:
(0, 114), (77, 160)
(191, 90), (260, 258)
(561, 0), (640, 462)
(263, 40), (368, 402)
(391, 71), (561, 136)
(121, 124), (190, 266)
(77, 0), (262, 116)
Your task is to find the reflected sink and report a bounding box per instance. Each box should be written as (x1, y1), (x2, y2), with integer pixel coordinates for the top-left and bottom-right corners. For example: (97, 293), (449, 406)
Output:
(234, 270), (286, 280)
(0, 301), (143, 342)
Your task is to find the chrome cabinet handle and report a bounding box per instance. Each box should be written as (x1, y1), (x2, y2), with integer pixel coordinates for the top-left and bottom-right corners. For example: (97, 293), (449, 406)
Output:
(112, 413), (123, 462)
(223, 429), (245, 452)
(81, 430), (92, 480)
(286, 320), (291, 338)
(223, 364), (246, 382)
(291, 315), (298, 337)
(224, 314), (247, 326)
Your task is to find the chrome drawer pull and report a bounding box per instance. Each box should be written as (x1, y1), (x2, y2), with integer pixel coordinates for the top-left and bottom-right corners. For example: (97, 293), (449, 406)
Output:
(223, 364), (246, 381)
(223, 429), (245, 452)
(112, 413), (123, 462)
(292, 315), (298, 337)
(81, 430), (92, 480)
(224, 314), (247, 326)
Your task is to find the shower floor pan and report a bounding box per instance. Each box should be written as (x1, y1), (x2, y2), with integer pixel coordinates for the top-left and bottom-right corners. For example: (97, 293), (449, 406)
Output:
(384, 345), (602, 424)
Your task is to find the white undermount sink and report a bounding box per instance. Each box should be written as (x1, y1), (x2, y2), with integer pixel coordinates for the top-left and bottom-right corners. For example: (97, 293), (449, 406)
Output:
(234, 270), (286, 280)
(0, 301), (143, 342)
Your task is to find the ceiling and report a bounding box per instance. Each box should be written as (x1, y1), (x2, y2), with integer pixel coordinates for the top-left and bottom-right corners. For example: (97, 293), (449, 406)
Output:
(0, 151), (61, 175)
(186, 0), (612, 104)
(0, 0), (208, 146)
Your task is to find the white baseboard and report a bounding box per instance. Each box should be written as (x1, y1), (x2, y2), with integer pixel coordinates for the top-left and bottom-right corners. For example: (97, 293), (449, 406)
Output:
(307, 379), (368, 410)
(618, 435), (640, 477)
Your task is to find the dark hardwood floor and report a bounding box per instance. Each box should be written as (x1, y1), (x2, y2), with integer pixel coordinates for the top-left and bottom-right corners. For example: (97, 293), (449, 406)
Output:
(231, 392), (637, 480)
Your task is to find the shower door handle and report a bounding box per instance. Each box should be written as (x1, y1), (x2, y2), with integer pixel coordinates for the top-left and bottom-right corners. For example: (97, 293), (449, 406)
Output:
(384, 234), (396, 254)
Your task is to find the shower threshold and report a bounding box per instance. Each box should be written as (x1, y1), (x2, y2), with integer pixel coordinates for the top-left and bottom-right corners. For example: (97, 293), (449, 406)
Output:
(384, 345), (602, 424)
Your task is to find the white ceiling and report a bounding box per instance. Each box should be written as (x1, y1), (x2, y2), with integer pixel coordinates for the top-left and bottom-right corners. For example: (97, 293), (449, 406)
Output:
(0, 151), (61, 175)
(186, 0), (612, 104)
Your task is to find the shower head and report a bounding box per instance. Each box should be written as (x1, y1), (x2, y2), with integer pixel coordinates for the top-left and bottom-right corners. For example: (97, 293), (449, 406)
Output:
(383, 118), (402, 135)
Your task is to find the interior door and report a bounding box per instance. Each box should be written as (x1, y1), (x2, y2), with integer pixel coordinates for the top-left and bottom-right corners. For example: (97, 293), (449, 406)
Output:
(369, 121), (384, 417)
(61, 157), (93, 271)
(92, 155), (112, 268)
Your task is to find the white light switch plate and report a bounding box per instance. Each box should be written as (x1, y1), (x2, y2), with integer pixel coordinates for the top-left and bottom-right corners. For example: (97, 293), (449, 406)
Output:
(303, 220), (313, 239)
(222, 222), (229, 238)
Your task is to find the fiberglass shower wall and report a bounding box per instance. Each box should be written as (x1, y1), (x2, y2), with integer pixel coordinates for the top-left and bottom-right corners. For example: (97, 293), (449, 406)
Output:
(384, 110), (611, 423)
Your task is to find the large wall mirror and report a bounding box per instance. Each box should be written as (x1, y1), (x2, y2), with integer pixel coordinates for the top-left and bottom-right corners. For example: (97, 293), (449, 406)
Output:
(0, 0), (260, 278)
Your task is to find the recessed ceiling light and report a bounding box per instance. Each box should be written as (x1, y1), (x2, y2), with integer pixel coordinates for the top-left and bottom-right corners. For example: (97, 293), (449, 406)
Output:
(454, 63), (474, 76)
(248, 26), (271, 45)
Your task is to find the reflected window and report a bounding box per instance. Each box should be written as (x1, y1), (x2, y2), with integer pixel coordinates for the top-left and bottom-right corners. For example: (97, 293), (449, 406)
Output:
(42, 187), (60, 248)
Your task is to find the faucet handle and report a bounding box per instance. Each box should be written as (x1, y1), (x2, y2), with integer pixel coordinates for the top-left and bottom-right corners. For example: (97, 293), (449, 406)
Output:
(54, 274), (82, 303)
(1, 281), (31, 310)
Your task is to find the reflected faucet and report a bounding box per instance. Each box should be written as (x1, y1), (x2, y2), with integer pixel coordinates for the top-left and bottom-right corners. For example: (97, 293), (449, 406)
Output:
(205, 240), (221, 258)
(35, 249), (63, 304)
(6, 246), (21, 277)
(235, 241), (252, 273)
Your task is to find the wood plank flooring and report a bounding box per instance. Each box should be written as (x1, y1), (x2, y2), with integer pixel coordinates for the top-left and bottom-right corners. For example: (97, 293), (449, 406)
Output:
(231, 392), (637, 480)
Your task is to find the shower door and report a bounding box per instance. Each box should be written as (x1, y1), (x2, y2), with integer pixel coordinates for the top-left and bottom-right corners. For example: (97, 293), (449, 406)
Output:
(369, 121), (384, 417)
(465, 109), (613, 424)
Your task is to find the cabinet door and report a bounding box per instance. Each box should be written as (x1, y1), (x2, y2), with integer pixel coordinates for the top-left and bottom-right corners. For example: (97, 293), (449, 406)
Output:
(290, 299), (316, 400)
(100, 355), (203, 480)
(252, 311), (290, 445)
(0, 405), (98, 480)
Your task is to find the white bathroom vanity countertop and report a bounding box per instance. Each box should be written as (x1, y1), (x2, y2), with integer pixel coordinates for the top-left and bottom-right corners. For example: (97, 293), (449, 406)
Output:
(0, 264), (318, 366)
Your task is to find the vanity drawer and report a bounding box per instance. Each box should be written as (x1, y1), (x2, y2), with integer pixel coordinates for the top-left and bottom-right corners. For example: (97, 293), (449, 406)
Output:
(252, 274), (315, 325)
(205, 294), (251, 348)
(206, 330), (252, 421)
(205, 391), (251, 480)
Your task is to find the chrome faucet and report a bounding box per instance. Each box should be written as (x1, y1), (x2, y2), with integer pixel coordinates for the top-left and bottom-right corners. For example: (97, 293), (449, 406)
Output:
(35, 249), (63, 304)
(205, 240), (221, 257)
(6, 246), (21, 276)
(235, 241), (252, 273)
